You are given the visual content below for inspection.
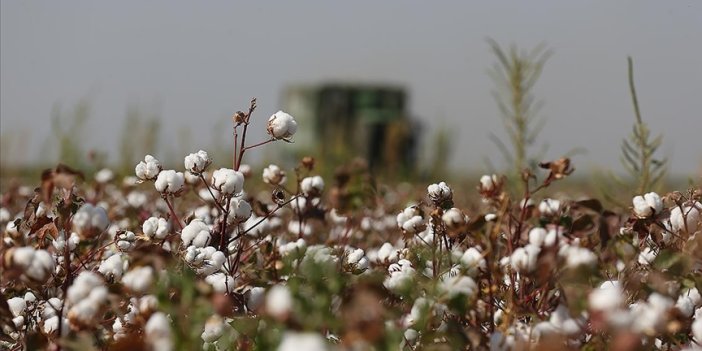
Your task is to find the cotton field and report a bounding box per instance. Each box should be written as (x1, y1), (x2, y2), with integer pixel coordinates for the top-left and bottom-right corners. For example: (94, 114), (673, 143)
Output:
(1, 105), (701, 351)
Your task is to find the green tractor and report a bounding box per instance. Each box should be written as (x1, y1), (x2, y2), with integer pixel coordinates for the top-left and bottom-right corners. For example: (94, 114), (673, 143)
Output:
(282, 83), (419, 175)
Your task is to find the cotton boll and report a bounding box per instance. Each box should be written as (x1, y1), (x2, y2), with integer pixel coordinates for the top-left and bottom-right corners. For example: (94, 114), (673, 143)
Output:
(670, 202), (701, 234)
(266, 110), (298, 140)
(205, 273), (236, 293)
(384, 260), (416, 293)
(440, 275), (478, 299)
(266, 285), (293, 320)
(122, 266), (155, 294)
(460, 247), (486, 276)
(246, 287), (266, 312)
(427, 181), (452, 205)
(126, 191), (148, 208)
(301, 176), (324, 197)
(262, 164), (286, 185)
(117, 231), (137, 251)
(442, 208), (467, 228)
(201, 315), (225, 343)
(227, 198), (252, 224)
(143, 217), (170, 240)
(479, 174), (500, 194)
(24, 249), (55, 282)
(66, 272), (108, 327)
(67, 272), (105, 304)
(0, 207), (11, 222)
(7, 297), (26, 318)
(589, 280), (623, 312)
(676, 294), (696, 317)
(539, 199), (561, 216)
(509, 244), (540, 273)
(99, 254), (125, 280)
(344, 248), (369, 272)
(638, 247), (657, 266)
(145, 312), (173, 351)
(154, 170), (185, 194)
(278, 238), (307, 257)
(211, 168), (245, 196)
(632, 192), (662, 218)
(94, 168), (114, 184)
(376, 242), (400, 263)
(562, 246), (597, 268)
(692, 314), (702, 344)
(73, 203), (109, 238)
(52, 231), (80, 252)
(135, 155), (162, 181)
(181, 219), (212, 248)
(277, 332), (327, 351)
(184, 150), (211, 174)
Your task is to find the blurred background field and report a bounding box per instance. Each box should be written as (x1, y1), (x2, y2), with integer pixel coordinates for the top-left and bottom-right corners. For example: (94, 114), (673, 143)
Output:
(1, 1), (701, 194)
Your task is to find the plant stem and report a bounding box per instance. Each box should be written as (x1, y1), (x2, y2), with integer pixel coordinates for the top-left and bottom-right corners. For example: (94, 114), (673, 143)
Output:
(163, 195), (184, 231)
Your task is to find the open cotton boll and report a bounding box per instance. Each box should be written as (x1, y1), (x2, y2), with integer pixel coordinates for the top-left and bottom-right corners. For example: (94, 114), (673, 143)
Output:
(126, 191), (148, 208)
(183, 150), (211, 174)
(479, 174), (500, 193)
(211, 168), (245, 196)
(246, 287), (266, 312)
(185, 246), (226, 275)
(98, 254), (125, 280)
(94, 168), (114, 184)
(670, 202), (701, 234)
(181, 219), (212, 247)
(442, 208), (467, 228)
(632, 192), (662, 218)
(66, 272), (108, 327)
(227, 198), (252, 224)
(122, 266), (155, 294)
(638, 247), (657, 266)
(201, 315), (225, 343)
(72, 203), (109, 238)
(266, 110), (298, 140)
(427, 181), (452, 205)
(0, 207), (11, 222)
(135, 155), (162, 181)
(205, 273), (236, 293)
(145, 312), (173, 351)
(278, 332), (328, 351)
(692, 313), (702, 344)
(262, 164), (286, 185)
(301, 176), (324, 197)
(116, 231), (137, 251)
(345, 248), (369, 272)
(67, 272), (105, 304)
(154, 170), (185, 194)
(7, 297), (26, 319)
(376, 242), (401, 263)
(14, 248), (55, 283)
(509, 244), (540, 273)
(52, 231), (80, 252)
(440, 275), (478, 299)
(589, 280), (623, 312)
(278, 238), (307, 257)
(384, 259), (416, 293)
(266, 285), (293, 320)
(539, 199), (561, 216)
(460, 247), (486, 276)
(143, 217), (170, 240)
(562, 245), (597, 268)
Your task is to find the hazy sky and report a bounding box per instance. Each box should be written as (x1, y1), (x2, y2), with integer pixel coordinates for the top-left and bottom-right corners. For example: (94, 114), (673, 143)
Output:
(1, 1), (701, 176)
